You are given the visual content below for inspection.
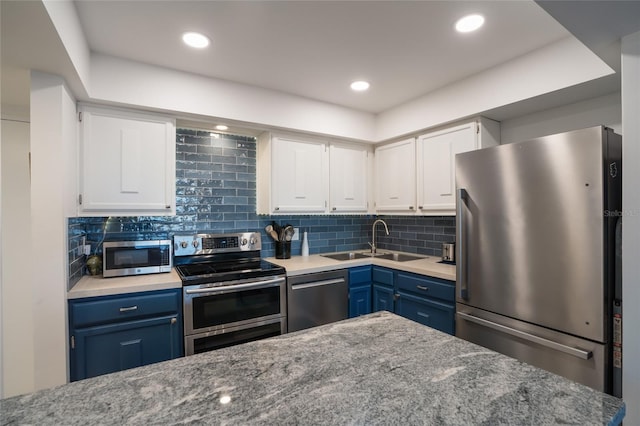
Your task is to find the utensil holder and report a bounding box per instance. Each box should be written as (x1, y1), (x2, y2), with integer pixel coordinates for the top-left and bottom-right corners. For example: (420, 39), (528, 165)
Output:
(275, 241), (291, 259)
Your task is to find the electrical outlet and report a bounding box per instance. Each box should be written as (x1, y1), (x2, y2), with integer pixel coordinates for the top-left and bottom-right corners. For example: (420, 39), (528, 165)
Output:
(83, 245), (92, 256)
(292, 228), (300, 241)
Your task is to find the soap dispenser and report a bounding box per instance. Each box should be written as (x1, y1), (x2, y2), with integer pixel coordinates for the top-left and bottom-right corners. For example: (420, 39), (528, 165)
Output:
(301, 230), (309, 257)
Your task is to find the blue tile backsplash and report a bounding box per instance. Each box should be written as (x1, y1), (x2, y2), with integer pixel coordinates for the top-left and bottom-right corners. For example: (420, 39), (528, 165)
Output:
(68, 128), (455, 287)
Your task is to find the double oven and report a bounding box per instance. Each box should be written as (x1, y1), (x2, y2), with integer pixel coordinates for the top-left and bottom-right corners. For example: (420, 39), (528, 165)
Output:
(174, 232), (287, 356)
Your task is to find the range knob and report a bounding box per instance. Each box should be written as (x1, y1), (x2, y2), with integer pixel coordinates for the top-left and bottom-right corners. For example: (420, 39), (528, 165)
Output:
(241, 238), (248, 246)
(180, 241), (189, 249)
(192, 240), (200, 248)
(249, 237), (256, 245)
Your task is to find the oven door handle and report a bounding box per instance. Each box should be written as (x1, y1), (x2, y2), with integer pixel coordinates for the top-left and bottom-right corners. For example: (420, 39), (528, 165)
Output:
(184, 277), (285, 294)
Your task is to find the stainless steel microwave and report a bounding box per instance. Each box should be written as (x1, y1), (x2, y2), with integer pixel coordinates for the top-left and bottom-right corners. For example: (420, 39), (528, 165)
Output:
(102, 240), (172, 278)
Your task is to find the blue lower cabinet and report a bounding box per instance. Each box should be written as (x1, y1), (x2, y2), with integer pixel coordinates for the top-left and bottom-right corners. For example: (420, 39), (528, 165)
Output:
(73, 315), (182, 381)
(69, 288), (183, 382)
(349, 285), (372, 318)
(395, 291), (455, 335)
(349, 266), (372, 318)
(372, 284), (394, 312)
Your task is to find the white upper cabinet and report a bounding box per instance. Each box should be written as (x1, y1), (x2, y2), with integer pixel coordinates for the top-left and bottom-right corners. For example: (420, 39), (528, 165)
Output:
(78, 105), (176, 216)
(257, 133), (329, 214)
(375, 138), (416, 213)
(329, 142), (370, 213)
(257, 133), (371, 215)
(417, 118), (500, 214)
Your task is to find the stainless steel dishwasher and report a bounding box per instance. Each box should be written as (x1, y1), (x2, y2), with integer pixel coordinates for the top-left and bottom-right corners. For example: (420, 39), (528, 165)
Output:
(287, 269), (348, 332)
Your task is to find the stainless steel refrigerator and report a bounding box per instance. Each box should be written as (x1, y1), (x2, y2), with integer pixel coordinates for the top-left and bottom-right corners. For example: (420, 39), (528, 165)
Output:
(455, 126), (622, 396)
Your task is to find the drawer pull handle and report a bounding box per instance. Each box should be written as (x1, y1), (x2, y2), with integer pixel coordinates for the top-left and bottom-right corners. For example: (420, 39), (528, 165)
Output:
(416, 285), (429, 291)
(119, 306), (138, 312)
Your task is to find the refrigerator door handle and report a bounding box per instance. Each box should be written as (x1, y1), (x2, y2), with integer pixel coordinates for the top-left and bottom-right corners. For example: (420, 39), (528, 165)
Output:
(458, 312), (593, 360)
(457, 188), (468, 299)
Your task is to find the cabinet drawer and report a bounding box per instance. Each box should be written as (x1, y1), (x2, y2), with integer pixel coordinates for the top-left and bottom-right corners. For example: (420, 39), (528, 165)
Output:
(349, 266), (372, 287)
(70, 290), (181, 328)
(396, 272), (454, 302)
(372, 266), (394, 286)
(396, 292), (455, 335)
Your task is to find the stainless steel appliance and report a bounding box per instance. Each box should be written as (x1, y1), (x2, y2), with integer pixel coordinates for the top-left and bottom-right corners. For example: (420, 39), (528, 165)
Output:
(287, 270), (348, 332)
(102, 240), (172, 277)
(455, 126), (622, 396)
(441, 242), (455, 262)
(174, 232), (287, 356)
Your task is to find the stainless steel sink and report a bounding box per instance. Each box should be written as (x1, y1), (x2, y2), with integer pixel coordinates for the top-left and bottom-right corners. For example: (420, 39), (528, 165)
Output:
(321, 252), (424, 262)
(321, 252), (371, 261)
(375, 253), (424, 262)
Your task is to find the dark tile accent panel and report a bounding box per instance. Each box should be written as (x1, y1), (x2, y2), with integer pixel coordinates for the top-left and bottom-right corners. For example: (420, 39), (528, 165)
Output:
(68, 218), (87, 290)
(68, 128), (456, 286)
(374, 216), (456, 257)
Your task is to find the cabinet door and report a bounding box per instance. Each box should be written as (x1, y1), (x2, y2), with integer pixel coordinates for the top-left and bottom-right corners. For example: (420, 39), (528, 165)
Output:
(71, 314), (182, 381)
(349, 285), (372, 318)
(396, 292), (455, 335)
(372, 284), (395, 312)
(271, 136), (328, 213)
(79, 105), (176, 216)
(375, 138), (416, 213)
(417, 123), (476, 213)
(330, 143), (369, 213)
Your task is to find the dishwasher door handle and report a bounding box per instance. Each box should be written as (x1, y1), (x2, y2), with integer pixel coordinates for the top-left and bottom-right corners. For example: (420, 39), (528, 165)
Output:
(291, 278), (345, 291)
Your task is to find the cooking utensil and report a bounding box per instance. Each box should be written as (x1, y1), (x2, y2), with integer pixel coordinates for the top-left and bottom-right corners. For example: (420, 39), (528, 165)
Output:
(265, 225), (279, 241)
(284, 225), (295, 242)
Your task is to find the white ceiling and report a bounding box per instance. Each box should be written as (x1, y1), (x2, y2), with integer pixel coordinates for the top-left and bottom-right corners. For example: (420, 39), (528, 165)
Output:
(73, 0), (571, 114)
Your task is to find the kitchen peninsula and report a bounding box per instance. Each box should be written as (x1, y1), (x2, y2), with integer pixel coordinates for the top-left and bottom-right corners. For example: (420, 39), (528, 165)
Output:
(0, 312), (624, 425)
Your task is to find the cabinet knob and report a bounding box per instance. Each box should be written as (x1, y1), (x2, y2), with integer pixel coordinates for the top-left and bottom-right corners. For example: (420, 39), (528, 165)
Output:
(409, 206), (414, 210)
(418, 206), (423, 209)
(332, 207), (337, 211)
(165, 205), (171, 209)
(275, 207), (280, 211)
(171, 317), (177, 324)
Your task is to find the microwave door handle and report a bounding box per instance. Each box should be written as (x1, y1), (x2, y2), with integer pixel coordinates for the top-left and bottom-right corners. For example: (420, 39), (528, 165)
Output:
(184, 277), (286, 294)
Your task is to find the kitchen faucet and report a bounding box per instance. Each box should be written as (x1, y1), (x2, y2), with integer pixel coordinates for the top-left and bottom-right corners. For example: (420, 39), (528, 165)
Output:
(369, 219), (390, 254)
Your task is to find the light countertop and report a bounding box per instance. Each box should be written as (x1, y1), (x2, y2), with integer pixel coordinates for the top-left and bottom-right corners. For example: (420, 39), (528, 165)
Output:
(67, 269), (182, 299)
(0, 311), (624, 425)
(68, 251), (454, 299)
(266, 250), (456, 281)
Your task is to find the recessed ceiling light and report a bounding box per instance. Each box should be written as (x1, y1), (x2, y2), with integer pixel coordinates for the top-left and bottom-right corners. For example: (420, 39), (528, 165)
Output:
(182, 32), (210, 48)
(350, 81), (370, 91)
(455, 14), (485, 33)
(215, 125), (229, 131)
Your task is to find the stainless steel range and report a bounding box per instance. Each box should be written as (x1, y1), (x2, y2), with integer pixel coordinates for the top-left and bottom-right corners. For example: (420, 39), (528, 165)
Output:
(174, 232), (287, 356)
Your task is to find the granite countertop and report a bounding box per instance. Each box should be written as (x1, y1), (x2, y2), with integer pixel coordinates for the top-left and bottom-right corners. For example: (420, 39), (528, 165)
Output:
(67, 269), (182, 299)
(266, 250), (456, 281)
(1, 312), (624, 425)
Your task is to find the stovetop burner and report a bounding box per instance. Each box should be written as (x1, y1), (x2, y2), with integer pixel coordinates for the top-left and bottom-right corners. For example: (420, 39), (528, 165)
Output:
(174, 232), (285, 286)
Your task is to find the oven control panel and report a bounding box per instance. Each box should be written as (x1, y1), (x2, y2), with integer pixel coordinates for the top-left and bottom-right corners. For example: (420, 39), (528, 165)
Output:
(174, 232), (261, 256)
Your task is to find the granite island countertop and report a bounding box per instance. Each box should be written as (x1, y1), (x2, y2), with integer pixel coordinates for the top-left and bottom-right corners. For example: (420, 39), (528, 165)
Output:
(1, 312), (624, 425)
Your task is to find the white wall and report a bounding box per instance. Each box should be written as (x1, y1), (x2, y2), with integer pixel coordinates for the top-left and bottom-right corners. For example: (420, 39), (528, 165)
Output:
(375, 37), (615, 142)
(29, 71), (76, 391)
(621, 30), (640, 426)
(89, 54), (376, 142)
(41, 0), (90, 92)
(1, 117), (34, 397)
(500, 92), (621, 144)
